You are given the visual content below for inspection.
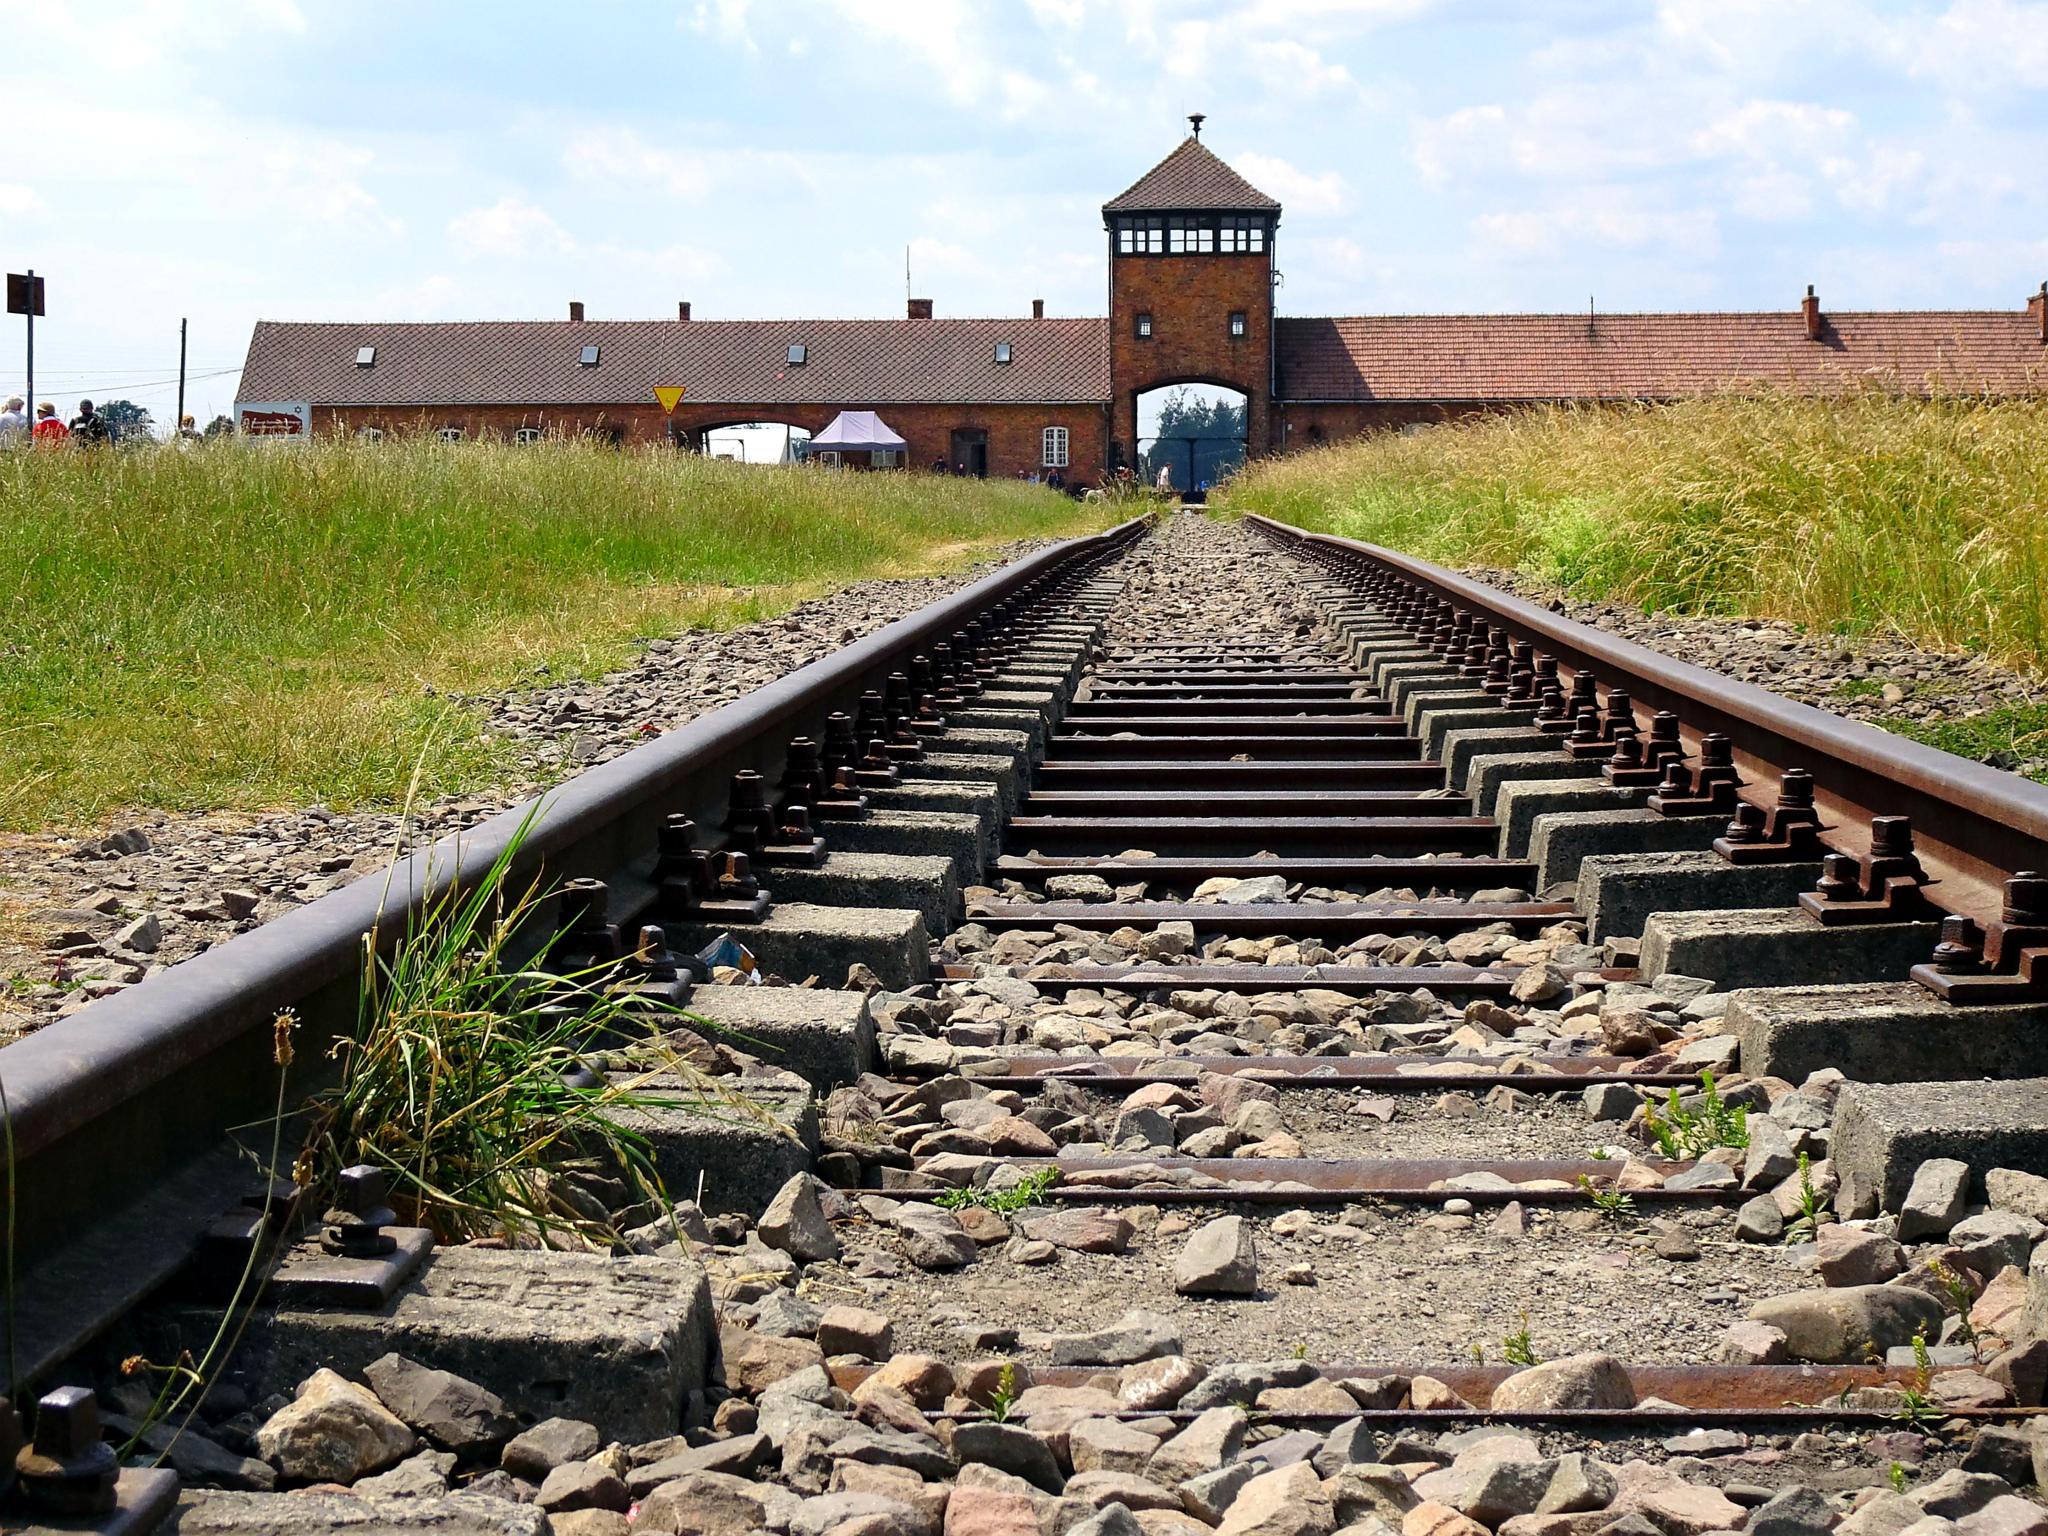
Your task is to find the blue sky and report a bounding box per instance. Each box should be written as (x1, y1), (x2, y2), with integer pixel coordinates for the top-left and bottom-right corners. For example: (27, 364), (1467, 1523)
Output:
(6, 0), (2047, 429)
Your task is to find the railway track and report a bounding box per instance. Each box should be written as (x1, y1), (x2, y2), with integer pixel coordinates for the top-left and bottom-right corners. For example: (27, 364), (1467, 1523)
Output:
(6, 510), (2048, 1533)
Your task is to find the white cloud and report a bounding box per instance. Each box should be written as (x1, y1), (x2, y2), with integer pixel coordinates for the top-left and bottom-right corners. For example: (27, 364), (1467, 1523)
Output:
(562, 128), (712, 199)
(1234, 152), (1348, 215)
(0, 183), (48, 218)
(1893, 0), (2048, 91)
(448, 197), (573, 259)
(684, 0), (758, 51)
(1473, 198), (1719, 260)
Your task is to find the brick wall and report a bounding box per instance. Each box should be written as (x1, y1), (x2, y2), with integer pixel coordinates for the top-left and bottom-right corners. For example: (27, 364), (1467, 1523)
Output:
(1109, 245), (1273, 464)
(315, 402), (1110, 485)
(1273, 400), (1508, 446)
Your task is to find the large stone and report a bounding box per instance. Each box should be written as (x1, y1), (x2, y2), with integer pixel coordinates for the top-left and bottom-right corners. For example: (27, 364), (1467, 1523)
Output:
(1180, 1463), (1261, 1525)
(1065, 1472), (1183, 1512)
(1047, 1309), (1184, 1366)
(1400, 1502), (1489, 1536)
(819, 1305), (897, 1359)
(1486, 1354), (1636, 1412)
(1987, 1167), (2048, 1224)
(1149, 1407), (1248, 1485)
(944, 1483), (1043, 1536)
(1949, 1210), (2046, 1279)
(1747, 1485), (1840, 1535)
(1535, 1454), (1616, 1516)
(1216, 1461), (1334, 1536)
(536, 1460), (630, 1514)
(1900, 1160), (1973, 1241)
(954, 1421), (1066, 1493)
(721, 1321), (826, 1394)
(353, 1448), (455, 1499)
(1966, 1497), (2048, 1536)
(791, 1491), (928, 1536)
(1174, 1216), (1258, 1297)
(762, 1174), (842, 1263)
(1413, 1446), (1555, 1525)
(1023, 1208), (1136, 1254)
(635, 1469), (804, 1535)
(1324, 1464), (1419, 1525)
(894, 1204), (980, 1269)
(363, 1353), (518, 1458)
(1072, 1417), (1165, 1477)
(171, 1492), (548, 1533)
(253, 1368), (417, 1484)
(1748, 1285), (1945, 1363)
(1816, 1225), (1909, 1288)
(501, 1417), (600, 1480)
(1119, 1356), (1204, 1410)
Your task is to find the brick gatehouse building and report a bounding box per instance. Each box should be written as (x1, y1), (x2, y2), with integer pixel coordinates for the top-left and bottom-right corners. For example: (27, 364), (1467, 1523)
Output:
(238, 124), (2048, 489)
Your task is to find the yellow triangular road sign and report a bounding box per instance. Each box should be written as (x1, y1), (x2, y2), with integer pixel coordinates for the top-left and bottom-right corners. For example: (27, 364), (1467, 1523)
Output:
(653, 386), (685, 413)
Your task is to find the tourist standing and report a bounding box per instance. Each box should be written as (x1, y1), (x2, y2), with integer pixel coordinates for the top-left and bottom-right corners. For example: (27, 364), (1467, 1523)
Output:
(70, 399), (112, 446)
(0, 396), (26, 448)
(31, 403), (68, 444)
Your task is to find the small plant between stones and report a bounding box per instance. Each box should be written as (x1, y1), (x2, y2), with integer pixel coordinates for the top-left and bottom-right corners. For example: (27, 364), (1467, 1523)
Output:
(935, 1166), (1060, 1216)
(1783, 1151), (1832, 1245)
(1892, 1334), (1939, 1427)
(1501, 1313), (1541, 1367)
(1925, 1257), (1979, 1351)
(986, 1362), (1021, 1423)
(1578, 1174), (1636, 1221)
(1643, 1070), (1748, 1159)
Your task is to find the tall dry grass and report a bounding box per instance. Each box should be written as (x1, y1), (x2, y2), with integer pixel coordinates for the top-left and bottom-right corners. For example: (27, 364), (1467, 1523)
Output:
(0, 437), (1109, 830)
(1218, 392), (2048, 673)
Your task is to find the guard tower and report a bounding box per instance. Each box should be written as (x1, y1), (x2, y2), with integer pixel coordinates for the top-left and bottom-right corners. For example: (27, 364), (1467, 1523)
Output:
(1103, 117), (1281, 472)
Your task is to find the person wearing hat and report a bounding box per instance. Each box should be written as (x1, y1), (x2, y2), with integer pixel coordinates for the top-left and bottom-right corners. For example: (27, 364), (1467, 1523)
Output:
(30, 402), (69, 444)
(0, 396), (25, 448)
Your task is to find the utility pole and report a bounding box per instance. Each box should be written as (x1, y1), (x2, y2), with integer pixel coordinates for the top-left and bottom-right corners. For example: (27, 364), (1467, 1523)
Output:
(6, 269), (42, 416)
(176, 318), (188, 436)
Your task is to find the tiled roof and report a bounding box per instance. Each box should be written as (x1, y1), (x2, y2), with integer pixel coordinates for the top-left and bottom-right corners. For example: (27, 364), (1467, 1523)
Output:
(1276, 310), (2048, 401)
(1102, 137), (1281, 215)
(237, 317), (1112, 407)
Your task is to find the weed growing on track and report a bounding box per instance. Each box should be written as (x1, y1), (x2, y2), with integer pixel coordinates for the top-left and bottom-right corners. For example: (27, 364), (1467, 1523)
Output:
(300, 809), (766, 1246)
(0, 437), (1111, 831)
(1216, 391), (2048, 674)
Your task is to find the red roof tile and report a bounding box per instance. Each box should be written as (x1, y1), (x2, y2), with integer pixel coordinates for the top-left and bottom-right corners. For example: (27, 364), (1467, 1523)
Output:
(238, 316), (1111, 408)
(1102, 138), (1281, 215)
(1276, 310), (2048, 401)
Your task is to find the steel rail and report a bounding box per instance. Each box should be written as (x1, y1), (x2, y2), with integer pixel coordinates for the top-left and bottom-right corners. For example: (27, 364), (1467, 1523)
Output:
(0, 513), (1149, 1392)
(1245, 513), (2048, 934)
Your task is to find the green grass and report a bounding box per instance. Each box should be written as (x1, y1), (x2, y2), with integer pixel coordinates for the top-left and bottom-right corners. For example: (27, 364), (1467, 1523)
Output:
(1880, 701), (2048, 767)
(1217, 391), (2048, 673)
(0, 438), (1110, 831)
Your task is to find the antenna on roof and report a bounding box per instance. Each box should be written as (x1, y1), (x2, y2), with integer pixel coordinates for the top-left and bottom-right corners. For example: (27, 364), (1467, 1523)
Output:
(905, 245), (911, 306)
(1587, 295), (1595, 340)
(1189, 113), (1205, 140)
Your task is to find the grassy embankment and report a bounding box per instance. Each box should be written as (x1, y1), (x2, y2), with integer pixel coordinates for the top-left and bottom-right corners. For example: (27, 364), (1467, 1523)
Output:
(0, 439), (1111, 831)
(1218, 392), (2048, 765)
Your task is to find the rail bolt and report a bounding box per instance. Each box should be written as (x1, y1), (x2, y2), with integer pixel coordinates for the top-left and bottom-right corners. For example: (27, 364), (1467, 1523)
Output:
(321, 1165), (399, 1258)
(15, 1387), (117, 1516)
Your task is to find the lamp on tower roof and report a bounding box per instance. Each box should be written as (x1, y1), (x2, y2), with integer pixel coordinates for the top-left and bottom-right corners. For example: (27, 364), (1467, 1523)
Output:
(1188, 113), (1205, 140)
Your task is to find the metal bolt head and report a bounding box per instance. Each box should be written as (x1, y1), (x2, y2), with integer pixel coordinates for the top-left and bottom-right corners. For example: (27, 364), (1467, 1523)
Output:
(2004, 872), (2048, 925)
(31, 1387), (95, 1460)
(1870, 815), (1914, 855)
(336, 1164), (390, 1216)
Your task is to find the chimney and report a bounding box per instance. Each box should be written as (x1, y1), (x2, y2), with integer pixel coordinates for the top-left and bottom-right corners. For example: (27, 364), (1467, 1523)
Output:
(678, 301), (692, 322)
(568, 300), (585, 323)
(1032, 298), (1045, 320)
(907, 297), (934, 320)
(2031, 281), (2047, 345)
(1801, 284), (1821, 342)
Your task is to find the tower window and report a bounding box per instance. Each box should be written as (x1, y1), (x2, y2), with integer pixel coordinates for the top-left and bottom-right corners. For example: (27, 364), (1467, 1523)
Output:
(994, 342), (1012, 365)
(787, 344), (807, 366)
(1220, 216), (1267, 253)
(1229, 311), (1247, 338)
(1135, 312), (1153, 340)
(1116, 216), (1164, 255)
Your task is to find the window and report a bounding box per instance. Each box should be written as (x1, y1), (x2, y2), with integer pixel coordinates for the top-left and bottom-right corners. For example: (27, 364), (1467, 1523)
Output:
(1134, 312), (1153, 339)
(1229, 311), (1247, 338)
(1167, 216), (1216, 254)
(993, 342), (1012, 365)
(786, 343), (807, 366)
(514, 426), (544, 444)
(357, 426), (383, 441)
(1219, 216), (1266, 253)
(1115, 216), (1164, 255)
(354, 345), (376, 367)
(436, 426), (465, 443)
(579, 344), (600, 367)
(869, 449), (899, 468)
(815, 449), (841, 466)
(1042, 426), (1070, 468)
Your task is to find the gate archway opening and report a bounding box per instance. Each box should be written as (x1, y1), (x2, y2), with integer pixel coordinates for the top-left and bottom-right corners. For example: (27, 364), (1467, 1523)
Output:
(1136, 382), (1248, 503)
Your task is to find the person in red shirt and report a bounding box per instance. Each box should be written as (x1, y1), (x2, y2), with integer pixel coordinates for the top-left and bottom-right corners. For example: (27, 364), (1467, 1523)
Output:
(30, 402), (69, 444)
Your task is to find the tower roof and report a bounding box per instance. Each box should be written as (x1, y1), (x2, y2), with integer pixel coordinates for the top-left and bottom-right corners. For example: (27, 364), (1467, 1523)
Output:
(1103, 136), (1281, 215)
